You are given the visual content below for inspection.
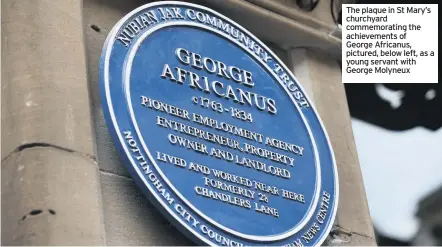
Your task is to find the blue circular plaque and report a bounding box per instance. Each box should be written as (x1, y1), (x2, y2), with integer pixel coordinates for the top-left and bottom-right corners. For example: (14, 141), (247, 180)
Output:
(100, 1), (338, 246)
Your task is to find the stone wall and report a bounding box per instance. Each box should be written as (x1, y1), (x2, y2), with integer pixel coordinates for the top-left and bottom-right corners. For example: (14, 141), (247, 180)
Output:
(1, 0), (376, 245)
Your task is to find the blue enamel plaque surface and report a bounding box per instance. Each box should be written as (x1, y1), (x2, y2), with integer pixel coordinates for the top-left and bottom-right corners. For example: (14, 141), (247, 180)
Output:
(100, 2), (338, 246)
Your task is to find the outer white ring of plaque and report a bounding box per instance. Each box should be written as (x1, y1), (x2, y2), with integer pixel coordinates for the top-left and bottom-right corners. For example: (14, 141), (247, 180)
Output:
(103, 1), (339, 245)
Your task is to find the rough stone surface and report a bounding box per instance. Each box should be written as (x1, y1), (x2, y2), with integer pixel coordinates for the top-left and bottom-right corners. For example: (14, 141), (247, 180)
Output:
(289, 48), (316, 102)
(327, 231), (375, 246)
(1, 0), (95, 159)
(299, 50), (376, 245)
(2, 0), (106, 245)
(100, 172), (193, 246)
(83, 0), (149, 178)
(1, 147), (105, 245)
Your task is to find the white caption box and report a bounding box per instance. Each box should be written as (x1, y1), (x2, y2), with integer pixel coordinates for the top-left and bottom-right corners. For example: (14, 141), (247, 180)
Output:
(342, 4), (438, 83)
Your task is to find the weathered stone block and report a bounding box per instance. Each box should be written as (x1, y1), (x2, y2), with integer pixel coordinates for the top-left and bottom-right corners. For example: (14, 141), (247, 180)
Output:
(1, 0), (95, 159)
(100, 172), (193, 246)
(1, 147), (105, 245)
(301, 50), (376, 244)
